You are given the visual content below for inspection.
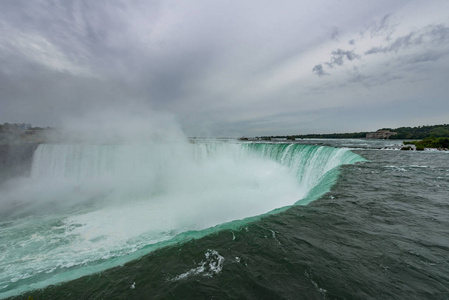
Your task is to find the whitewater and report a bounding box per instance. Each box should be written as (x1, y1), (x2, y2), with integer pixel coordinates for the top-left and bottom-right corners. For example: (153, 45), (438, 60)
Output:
(0, 141), (364, 299)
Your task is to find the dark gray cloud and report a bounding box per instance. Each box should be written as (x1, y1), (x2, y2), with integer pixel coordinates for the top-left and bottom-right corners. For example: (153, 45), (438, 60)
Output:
(346, 72), (403, 88)
(331, 27), (340, 41)
(1, 1), (449, 136)
(365, 32), (415, 55)
(314, 20), (449, 82)
(365, 24), (449, 55)
(369, 14), (395, 39)
(326, 49), (360, 67)
(312, 64), (327, 77)
(405, 52), (443, 64)
(312, 48), (360, 77)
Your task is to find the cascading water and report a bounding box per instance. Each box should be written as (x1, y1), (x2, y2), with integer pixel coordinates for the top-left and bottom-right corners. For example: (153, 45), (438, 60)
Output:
(0, 141), (365, 299)
(241, 143), (365, 204)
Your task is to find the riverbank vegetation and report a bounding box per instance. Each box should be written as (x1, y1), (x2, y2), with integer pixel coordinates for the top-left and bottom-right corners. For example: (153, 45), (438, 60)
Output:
(403, 137), (449, 150)
(383, 124), (449, 140)
(257, 124), (449, 141)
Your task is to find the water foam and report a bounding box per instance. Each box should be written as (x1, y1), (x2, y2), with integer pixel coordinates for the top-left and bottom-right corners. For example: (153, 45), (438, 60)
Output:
(0, 141), (364, 299)
(170, 249), (225, 281)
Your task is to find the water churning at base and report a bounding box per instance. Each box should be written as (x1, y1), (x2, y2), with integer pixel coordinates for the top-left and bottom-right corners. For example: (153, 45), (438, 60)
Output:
(0, 141), (364, 299)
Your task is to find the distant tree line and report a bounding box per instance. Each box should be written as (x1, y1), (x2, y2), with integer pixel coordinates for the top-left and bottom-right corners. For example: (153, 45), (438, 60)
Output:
(0, 123), (32, 132)
(0, 123), (50, 132)
(257, 132), (369, 140)
(381, 124), (449, 139)
(257, 124), (449, 140)
(403, 137), (449, 150)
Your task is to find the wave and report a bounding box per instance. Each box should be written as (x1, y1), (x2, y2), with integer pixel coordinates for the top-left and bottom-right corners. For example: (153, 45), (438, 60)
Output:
(0, 141), (365, 299)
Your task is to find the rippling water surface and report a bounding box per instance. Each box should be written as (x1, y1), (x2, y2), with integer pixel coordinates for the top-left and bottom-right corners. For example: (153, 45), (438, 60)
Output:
(2, 139), (449, 299)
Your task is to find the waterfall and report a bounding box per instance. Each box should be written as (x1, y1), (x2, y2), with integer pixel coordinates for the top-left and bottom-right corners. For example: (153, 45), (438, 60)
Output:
(0, 141), (365, 299)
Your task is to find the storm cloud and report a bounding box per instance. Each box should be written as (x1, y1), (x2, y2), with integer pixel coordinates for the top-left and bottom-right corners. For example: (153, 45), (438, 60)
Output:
(1, 0), (449, 136)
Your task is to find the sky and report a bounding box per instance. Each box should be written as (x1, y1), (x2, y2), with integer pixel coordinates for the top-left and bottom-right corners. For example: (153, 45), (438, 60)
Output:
(1, 0), (448, 137)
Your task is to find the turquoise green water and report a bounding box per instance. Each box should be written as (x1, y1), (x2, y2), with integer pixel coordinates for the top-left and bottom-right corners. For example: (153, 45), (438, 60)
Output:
(0, 142), (364, 299)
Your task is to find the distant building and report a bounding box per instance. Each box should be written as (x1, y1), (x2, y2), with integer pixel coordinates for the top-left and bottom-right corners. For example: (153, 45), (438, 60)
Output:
(366, 130), (397, 139)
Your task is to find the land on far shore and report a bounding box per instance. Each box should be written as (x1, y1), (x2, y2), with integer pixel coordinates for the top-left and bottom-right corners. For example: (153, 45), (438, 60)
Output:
(254, 124), (449, 141)
(0, 123), (50, 145)
(2, 122), (449, 145)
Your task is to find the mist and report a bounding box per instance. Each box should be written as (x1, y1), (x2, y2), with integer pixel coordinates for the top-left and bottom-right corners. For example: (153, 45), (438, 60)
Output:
(0, 117), (365, 299)
(50, 107), (187, 144)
